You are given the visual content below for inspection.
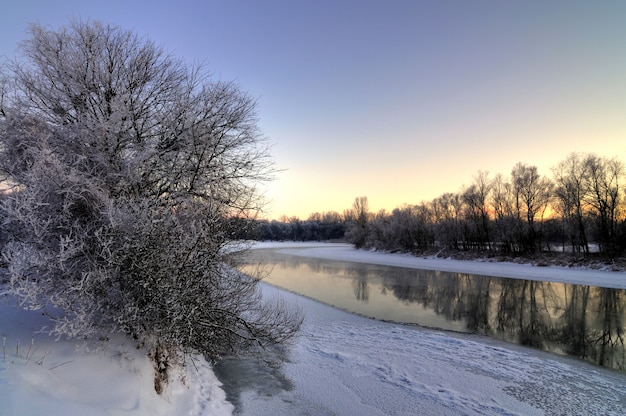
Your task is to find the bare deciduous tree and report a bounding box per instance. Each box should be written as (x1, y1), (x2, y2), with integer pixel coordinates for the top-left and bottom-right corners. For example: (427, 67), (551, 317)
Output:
(552, 153), (590, 254)
(0, 20), (301, 388)
(511, 163), (553, 252)
(346, 196), (370, 248)
(490, 173), (518, 253)
(584, 154), (624, 256)
(432, 192), (463, 250)
(461, 171), (492, 250)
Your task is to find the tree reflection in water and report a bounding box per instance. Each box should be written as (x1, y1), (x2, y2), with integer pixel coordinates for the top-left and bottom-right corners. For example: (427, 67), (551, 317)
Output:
(380, 272), (625, 370)
(238, 249), (626, 371)
(594, 288), (625, 369)
(352, 277), (369, 302)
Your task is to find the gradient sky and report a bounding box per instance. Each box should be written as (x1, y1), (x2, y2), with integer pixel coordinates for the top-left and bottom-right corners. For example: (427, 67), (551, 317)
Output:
(2, 1), (625, 219)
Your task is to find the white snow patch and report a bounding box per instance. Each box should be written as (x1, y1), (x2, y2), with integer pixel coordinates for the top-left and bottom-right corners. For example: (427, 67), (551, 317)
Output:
(0, 293), (233, 416)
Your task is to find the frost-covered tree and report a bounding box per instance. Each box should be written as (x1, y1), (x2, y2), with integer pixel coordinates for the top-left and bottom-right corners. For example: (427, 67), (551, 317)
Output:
(0, 20), (301, 387)
(346, 196), (370, 248)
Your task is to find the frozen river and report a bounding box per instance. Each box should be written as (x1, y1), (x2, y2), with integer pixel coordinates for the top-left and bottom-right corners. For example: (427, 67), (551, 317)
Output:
(214, 243), (626, 415)
(237, 244), (626, 371)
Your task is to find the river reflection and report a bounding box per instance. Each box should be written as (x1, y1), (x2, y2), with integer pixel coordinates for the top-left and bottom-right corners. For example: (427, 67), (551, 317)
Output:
(238, 248), (626, 372)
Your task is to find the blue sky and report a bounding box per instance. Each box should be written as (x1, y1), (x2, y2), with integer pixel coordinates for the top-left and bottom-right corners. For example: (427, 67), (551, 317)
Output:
(2, 1), (625, 219)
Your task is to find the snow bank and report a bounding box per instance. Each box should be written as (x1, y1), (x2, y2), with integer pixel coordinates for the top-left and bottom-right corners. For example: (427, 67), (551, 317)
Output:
(0, 293), (233, 416)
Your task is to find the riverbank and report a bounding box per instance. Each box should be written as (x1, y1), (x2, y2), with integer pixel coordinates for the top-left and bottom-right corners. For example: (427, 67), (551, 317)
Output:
(251, 241), (626, 289)
(0, 289), (234, 415)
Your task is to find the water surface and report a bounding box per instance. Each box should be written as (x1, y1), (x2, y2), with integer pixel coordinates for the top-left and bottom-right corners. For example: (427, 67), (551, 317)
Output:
(238, 247), (626, 371)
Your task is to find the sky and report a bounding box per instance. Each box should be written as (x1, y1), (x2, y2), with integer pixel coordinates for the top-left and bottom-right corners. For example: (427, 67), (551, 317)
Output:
(1, 1), (625, 219)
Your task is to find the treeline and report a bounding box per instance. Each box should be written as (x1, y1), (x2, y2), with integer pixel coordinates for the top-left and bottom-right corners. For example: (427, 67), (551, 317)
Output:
(251, 153), (626, 259)
(250, 211), (348, 241)
(347, 154), (625, 258)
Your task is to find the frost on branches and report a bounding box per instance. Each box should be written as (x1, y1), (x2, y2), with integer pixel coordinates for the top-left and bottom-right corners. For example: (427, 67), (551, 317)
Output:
(0, 20), (301, 388)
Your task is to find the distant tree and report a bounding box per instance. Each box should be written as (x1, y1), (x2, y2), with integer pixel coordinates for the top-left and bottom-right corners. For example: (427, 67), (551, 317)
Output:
(322, 210), (343, 223)
(320, 211), (347, 240)
(256, 219), (291, 241)
(353, 196), (370, 225)
(511, 163), (553, 252)
(252, 211), (346, 242)
(552, 153), (591, 254)
(461, 171), (492, 250)
(491, 173), (518, 253)
(432, 192), (463, 250)
(367, 209), (390, 248)
(346, 196), (370, 248)
(287, 216), (303, 240)
(583, 155), (624, 257)
(392, 204), (433, 252)
(0, 20), (301, 389)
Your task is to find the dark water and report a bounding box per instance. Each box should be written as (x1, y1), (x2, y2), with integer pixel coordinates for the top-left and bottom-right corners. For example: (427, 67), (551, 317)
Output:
(213, 356), (333, 415)
(238, 248), (626, 372)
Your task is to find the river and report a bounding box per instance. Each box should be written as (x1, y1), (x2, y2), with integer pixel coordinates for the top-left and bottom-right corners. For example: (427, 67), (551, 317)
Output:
(236, 245), (626, 371)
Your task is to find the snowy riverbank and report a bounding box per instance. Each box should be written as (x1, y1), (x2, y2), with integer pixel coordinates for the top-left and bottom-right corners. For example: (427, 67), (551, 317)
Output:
(251, 241), (626, 289)
(1, 242), (625, 415)
(0, 290), (234, 415)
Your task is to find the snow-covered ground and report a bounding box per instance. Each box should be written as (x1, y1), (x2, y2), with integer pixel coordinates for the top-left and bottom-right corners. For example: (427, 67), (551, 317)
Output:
(1, 242), (625, 415)
(0, 287), (233, 415)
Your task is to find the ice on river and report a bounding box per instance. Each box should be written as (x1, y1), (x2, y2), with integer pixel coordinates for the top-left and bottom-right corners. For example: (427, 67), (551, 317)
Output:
(224, 280), (626, 415)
